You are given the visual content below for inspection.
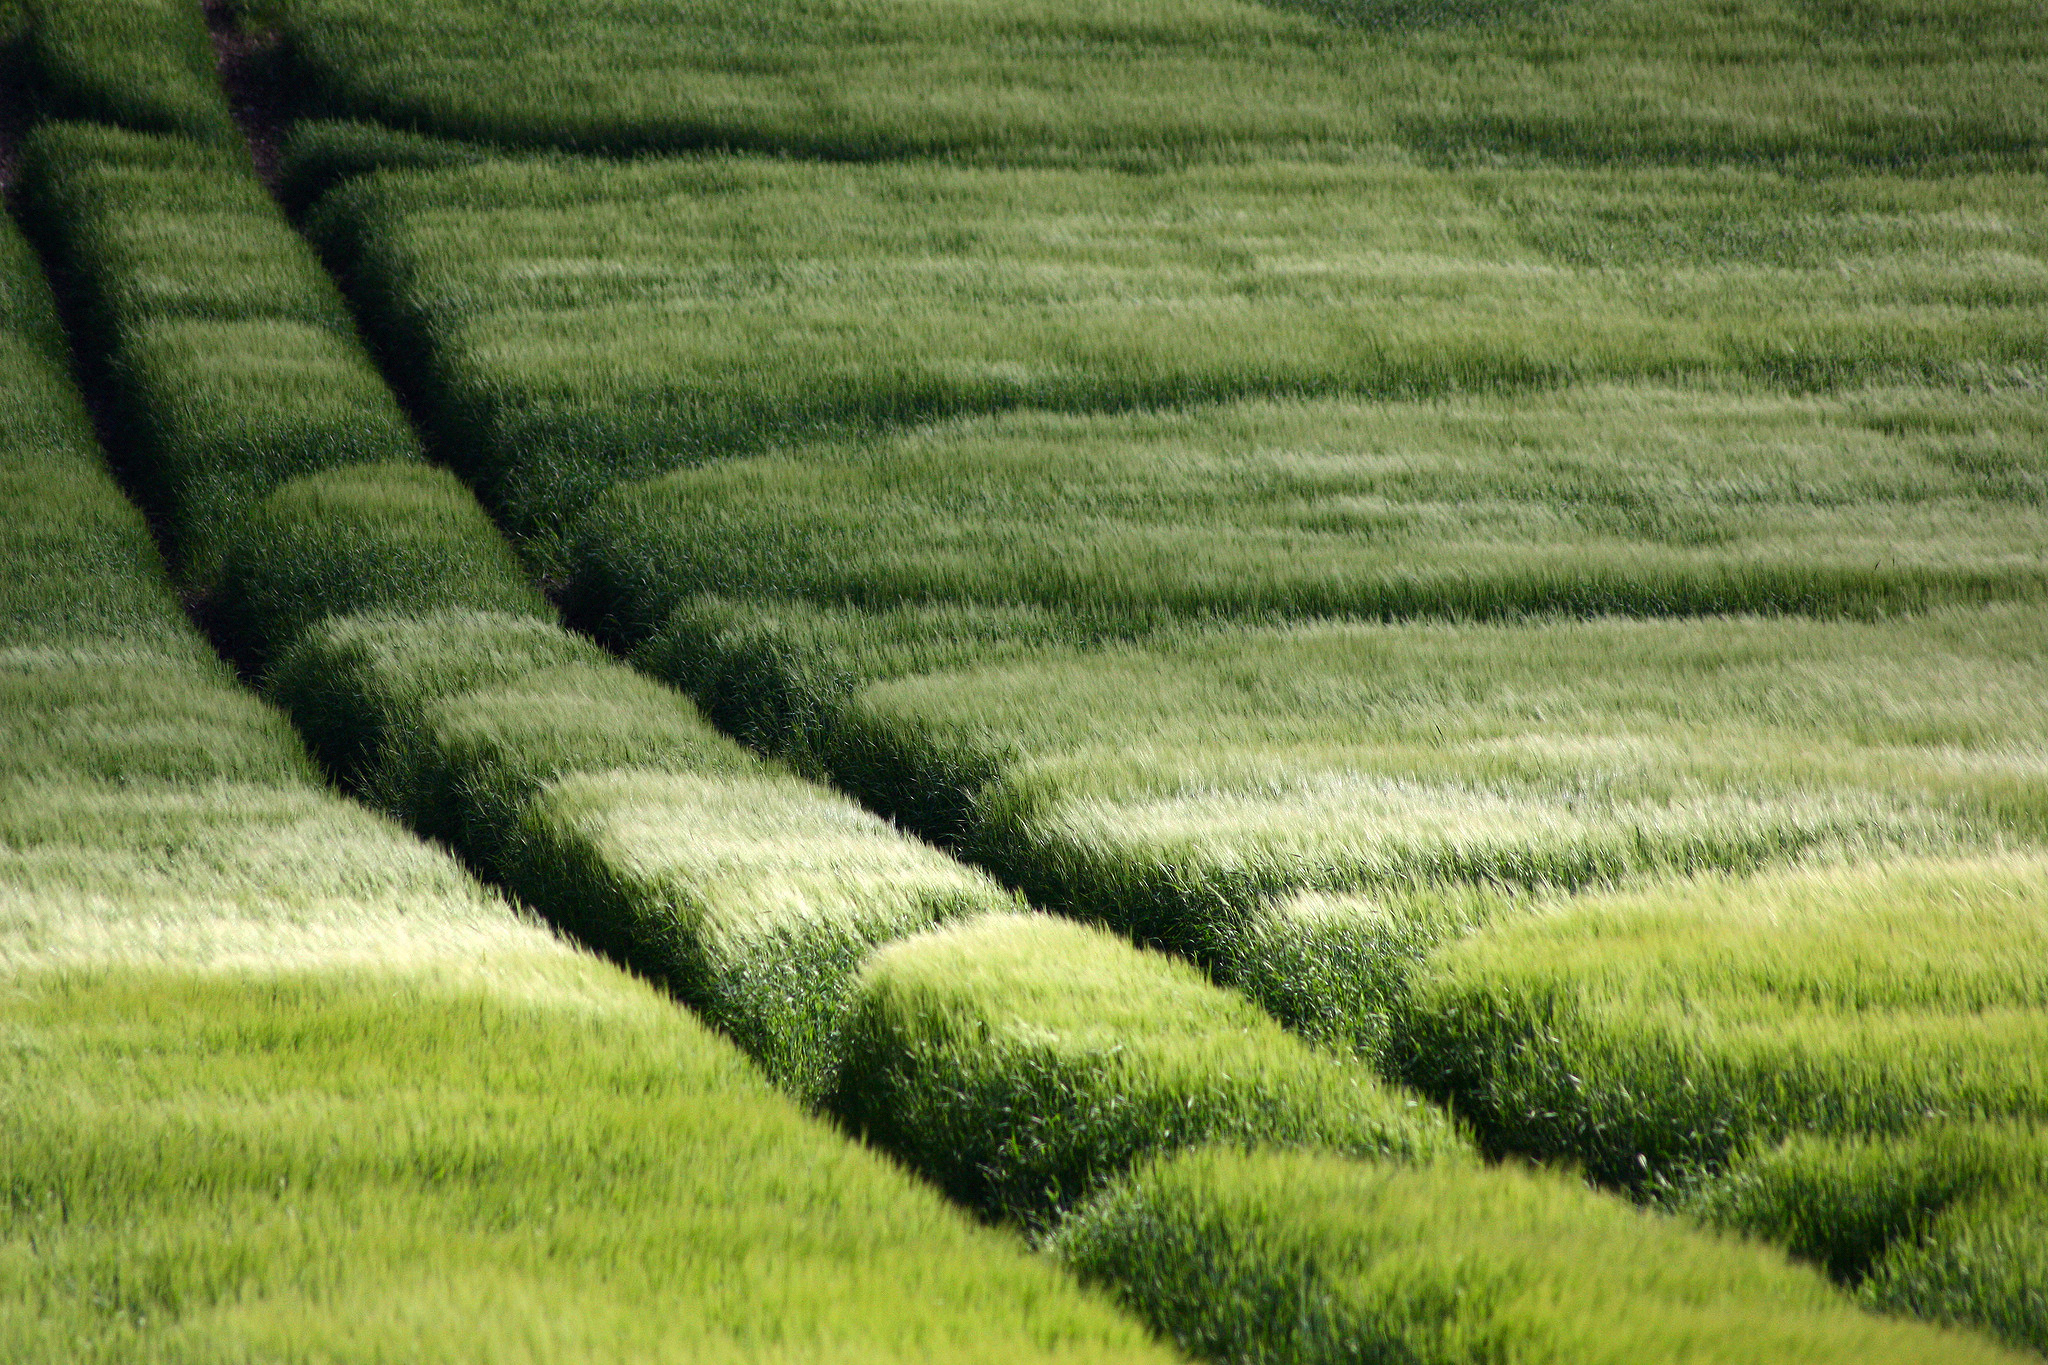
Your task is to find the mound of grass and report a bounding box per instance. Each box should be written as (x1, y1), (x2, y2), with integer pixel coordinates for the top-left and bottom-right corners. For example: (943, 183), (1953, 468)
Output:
(208, 462), (548, 671)
(311, 156), (2048, 543)
(1052, 1145), (2024, 1365)
(260, 0), (2048, 169)
(1395, 855), (2048, 1188)
(0, 291), (195, 652)
(639, 602), (2035, 956)
(576, 385), (2048, 636)
(829, 911), (1460, 1226)
(23, 0), (238, 144)
(15, 122), (420, 580)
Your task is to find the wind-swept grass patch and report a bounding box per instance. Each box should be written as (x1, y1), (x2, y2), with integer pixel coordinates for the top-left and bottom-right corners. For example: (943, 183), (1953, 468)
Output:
(257, 0), (2048, 170)
(1052, 1145), (2026, 1365)
(22, 0), (238, 144)
(639, 603), (2037, 957)
(829, 910), (1461, 1226)
(310, 156), (2048, 544)
(575, 385), (2048, 635)
(14, 122), (420, 582)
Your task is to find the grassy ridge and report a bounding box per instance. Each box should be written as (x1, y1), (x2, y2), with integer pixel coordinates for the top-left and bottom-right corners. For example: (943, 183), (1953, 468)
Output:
(574, 385), (2048, 636)
(0, 203), (1173, 1365)
(1053, 1146), (2025, 1365)
(309, 155), (2048, 543)
(22, 0), (237, 144)
(633, 602), (2038, 955)
(829, 911), (1459, 1225)
(1394, 856), (2048, 1184)
(256, 0), (2048, 169)
(15, 123), (421, 583)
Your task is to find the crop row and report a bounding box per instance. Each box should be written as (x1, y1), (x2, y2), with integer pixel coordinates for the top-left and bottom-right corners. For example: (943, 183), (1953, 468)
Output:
(256, 0), (2048, 169)
(0, 203), (1174, 1361)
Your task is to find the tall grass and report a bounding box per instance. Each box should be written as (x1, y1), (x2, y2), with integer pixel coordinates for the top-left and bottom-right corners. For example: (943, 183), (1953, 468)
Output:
(309, 155), (2048, 544)
(1053, 1145), (2026, 1365)
(829, 910), (1461, 1226)
(268, 609), (1019, 1100)
(636, 602), (2038, 956)
(22, 0), (238, 144)
(15, 122), (421, 582)
(254, 0), (2048, 169)
(1394, 855), (2048, 1187)
(575, 385), (2048, 637)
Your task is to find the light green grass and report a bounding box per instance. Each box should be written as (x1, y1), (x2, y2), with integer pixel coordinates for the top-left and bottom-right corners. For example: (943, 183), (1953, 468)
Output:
(256, 0), (2048, 169)
(23, 0), (238, 143)
(311, 156), (2048, 542)
(576, 384), (2048, 637)
(15, 123), (421, 582)
(638, 602), (2038, 955)
(830, 910), (1461, 1226)
(1395, 855), (2048, 1188)
(1053, 1145), (2025, 1365)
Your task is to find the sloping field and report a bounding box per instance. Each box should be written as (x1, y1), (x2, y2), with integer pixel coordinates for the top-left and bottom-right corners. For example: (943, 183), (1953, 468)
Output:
(260, 0), (2048, 168)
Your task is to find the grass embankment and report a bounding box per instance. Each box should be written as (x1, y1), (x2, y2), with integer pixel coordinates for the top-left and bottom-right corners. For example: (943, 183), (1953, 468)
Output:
(0, 213), (1168, 1363)
(252, 0), (2048, 169)
(575, 386), (2048, 635)
(20, 0), (236, 144)
(1395, 857), (2048, 1178)
(309, 155), (2048, 547)
(14, 123), (423, 589)
(1052, 1147), (2025, 1365)
(630, 602), (2041, 954)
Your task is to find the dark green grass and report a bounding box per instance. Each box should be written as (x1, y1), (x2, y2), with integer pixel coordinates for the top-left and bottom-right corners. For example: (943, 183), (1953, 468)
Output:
(574, 385), (2048, 638)
(829, 909), (1462, 1227)
(1052, 1145), (2026, 1365)
(275, 118), (495, 216)
(310, 155), (2048, 544)
(635, 601), (2035, 957)
(23, 0), (238, 144)
(15, 123), (421, 581)
(1393, 855), (2048, 1189)
(257, 0), (2048, 169)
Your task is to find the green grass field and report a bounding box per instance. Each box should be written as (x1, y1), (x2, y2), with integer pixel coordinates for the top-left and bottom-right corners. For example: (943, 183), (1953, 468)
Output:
(313, 155), (2048, 545)
(11, 0), (2048, 1357)
(256, 0), (2048, 169)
